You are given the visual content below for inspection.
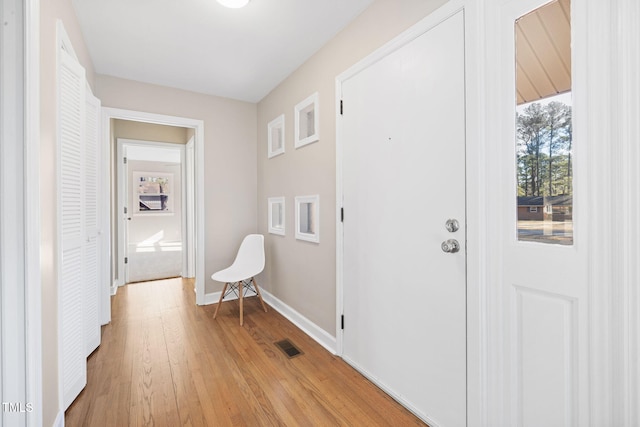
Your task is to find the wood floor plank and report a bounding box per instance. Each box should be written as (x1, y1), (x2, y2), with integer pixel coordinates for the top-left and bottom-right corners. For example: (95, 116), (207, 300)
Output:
(65, 278), (427, 426)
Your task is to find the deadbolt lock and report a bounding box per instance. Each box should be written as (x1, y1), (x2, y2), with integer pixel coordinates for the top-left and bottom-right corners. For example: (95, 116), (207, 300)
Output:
(445, 218), (460, 233)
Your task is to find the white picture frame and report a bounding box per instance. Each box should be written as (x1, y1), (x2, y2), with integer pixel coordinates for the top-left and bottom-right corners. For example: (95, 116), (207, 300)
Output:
(295, 195), (320, 243)
(268, 197), (286, 235)
(133, 171), (174, 215)
(267, 114), (285, 158)
(294, 92), (319, 148)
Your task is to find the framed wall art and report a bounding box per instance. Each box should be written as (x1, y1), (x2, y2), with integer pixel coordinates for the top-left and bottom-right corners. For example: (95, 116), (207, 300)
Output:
(268, 196), (286, 235)
(295, 195), (319, 243)
(133, 172), (173, 215)
(267, 114), (285, 158)
(294, 92), (319, 148)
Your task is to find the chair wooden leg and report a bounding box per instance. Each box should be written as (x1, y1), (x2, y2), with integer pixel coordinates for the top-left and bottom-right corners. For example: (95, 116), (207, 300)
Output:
(239, 280), (244, 326)
(213, 282), (228, 319)
(251, 277), (268, 313)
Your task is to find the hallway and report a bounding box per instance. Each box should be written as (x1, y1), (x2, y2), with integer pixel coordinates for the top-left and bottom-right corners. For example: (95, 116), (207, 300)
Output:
(65, 278), (425, 426)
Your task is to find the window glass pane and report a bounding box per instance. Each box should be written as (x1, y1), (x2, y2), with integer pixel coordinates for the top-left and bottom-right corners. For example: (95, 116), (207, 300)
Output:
(515, 0), (573, 245)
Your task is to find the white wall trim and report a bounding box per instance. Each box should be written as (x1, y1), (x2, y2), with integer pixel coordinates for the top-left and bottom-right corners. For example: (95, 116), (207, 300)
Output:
(53, 410), (64, 427)
(1, 0), (42, 425)
(184, 136), (196, 277)
(261, 289), (337, 354)
(203, 291), (221, 305)
(616, 1), (640, 425)
(459, 1), (485, 426)
(579, 1), (614, 425)
(205, 289), (337, 354)
(25, 0), (42, 425)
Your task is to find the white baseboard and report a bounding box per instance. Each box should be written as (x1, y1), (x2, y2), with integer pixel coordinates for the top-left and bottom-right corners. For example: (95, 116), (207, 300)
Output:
(203, 290), (222, 305)
(110, 280), (119, 296)
(53, 409), (64, 427)
(261, 290), (337, 354)
(203, 288), (337, 355)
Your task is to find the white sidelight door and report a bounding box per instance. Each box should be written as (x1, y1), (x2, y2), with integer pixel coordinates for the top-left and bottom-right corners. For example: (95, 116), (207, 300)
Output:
(340, 10), (466, 427)
(486, 0), (589, 425)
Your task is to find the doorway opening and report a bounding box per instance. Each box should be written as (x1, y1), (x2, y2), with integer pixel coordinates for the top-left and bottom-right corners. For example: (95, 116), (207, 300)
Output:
(101, 108), (206, 325)
(117, 136), (188, 284)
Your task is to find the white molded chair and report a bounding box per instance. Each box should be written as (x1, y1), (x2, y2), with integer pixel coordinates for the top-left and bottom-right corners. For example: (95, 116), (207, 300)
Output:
(212, 234), (268, 325)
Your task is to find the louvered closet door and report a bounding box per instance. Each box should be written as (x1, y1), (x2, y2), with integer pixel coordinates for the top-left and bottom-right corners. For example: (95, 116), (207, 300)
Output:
(58, 48), (87, 409)
(84, 89), (101, 356)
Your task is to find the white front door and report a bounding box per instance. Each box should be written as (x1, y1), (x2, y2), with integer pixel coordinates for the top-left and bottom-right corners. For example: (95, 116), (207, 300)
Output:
(340, 10), (466, 427)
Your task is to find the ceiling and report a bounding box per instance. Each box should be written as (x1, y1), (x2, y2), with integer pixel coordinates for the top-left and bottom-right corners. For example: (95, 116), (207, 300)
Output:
(515, 0), (571, 105)
(72, 0), (374, 103)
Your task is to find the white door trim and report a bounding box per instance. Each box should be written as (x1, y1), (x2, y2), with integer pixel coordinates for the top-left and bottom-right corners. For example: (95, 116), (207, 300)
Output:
(585, 1), (640, 425)
(617, 3), (640, 425)
(102, 108), (206, 308)
(25, 0), (42, 424)
(184, 136), (196, 278)
(1, 0), (42, 424)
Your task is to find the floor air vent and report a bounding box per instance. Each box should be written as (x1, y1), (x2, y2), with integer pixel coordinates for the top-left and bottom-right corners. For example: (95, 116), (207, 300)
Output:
(275, 339), (303, 359)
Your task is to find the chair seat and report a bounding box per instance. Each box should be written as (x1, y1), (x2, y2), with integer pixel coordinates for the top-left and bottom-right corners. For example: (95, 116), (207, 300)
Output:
(211, 266), (258, 283)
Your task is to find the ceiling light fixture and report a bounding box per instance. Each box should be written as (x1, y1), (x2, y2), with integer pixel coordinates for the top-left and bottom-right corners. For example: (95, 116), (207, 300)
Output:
(217, 0), (250, 8)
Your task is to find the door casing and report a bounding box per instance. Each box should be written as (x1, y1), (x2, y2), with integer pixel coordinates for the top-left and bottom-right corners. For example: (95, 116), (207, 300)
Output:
(102, 108), (206, 316)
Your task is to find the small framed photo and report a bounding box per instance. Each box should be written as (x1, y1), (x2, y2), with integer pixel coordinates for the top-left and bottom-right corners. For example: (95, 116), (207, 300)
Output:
(133, 171), (174, 215)
(295, 195), (319, 243)
(267, 114), (285, 158)
(268, 197), (285, 236)
(294, 92), (319, 148)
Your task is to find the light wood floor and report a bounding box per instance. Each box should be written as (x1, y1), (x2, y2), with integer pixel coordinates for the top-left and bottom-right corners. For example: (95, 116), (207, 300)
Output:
(65, 278), (426, 426)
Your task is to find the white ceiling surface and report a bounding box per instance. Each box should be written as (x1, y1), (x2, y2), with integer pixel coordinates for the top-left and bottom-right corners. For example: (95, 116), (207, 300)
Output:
(72, 0), (374, 103)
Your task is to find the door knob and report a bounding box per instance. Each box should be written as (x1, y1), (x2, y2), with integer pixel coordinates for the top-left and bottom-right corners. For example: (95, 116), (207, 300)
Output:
(445, 219), (459, 232)
(441, 239), (460, 253)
